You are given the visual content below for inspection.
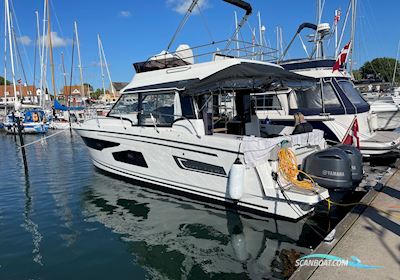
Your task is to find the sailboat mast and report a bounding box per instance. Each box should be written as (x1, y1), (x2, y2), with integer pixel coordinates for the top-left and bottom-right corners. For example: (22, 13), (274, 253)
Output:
(5, 0), (17, 106)
(3, 0), (8, 115)
(97, 34), (106, 101)
(61, 52), (67, 88)
(392, 39), (400, 86)
(39, 0), (47, 108)
(33, 10), (40, 89)
(99, 38), (115, 98)
(46, 0), (57, 101)
(74, 21), (85, 99)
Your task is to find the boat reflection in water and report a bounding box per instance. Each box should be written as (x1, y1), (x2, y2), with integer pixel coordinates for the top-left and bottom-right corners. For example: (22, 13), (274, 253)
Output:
(83, 173), (328, 279)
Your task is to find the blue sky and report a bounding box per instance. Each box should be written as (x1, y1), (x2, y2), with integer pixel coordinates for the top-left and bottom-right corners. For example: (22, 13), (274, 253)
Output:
(5, 0), (400, 91)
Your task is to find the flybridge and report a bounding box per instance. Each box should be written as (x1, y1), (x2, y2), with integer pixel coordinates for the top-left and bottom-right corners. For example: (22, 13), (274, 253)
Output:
(133, 0), (277, 74)
(132, 40), (278, 74)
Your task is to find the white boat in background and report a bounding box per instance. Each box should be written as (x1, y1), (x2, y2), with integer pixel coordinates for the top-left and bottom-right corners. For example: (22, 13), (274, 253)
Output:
(257, 58), (400, 156)
(369, 97), (400, 130)
(255, 18), (400, 157)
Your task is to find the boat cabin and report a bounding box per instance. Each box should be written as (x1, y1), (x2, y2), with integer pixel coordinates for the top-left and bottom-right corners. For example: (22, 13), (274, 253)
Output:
(108, 59), (314, 138)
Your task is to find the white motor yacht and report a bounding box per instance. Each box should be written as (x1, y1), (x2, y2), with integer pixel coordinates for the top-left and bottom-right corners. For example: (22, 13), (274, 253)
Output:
(256, 58), (400, 156)
(74, 56), (330, 220)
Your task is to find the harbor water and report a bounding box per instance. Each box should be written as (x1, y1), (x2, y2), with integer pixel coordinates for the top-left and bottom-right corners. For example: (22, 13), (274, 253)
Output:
(0, 131), (374, 279)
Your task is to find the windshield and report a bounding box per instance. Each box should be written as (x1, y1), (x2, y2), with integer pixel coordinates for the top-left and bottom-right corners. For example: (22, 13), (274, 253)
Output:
(295, 84), (322, 109)
(338, 80), (369, 107)
(108, 94), (140, 123)
(108, 91), (193, 126)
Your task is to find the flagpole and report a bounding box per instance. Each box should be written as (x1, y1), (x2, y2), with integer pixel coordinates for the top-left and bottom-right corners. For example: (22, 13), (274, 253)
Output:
(349, 0), (357, 74)
(335, 10), (338, 57)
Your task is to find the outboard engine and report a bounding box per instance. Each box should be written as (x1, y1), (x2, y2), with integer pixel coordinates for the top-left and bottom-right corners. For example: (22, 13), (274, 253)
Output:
(302, 148), (353, 192)
(335, 144), (363, 187)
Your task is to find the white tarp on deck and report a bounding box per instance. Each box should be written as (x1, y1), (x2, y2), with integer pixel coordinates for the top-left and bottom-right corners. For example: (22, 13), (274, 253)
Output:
(243, 130), (325, 168)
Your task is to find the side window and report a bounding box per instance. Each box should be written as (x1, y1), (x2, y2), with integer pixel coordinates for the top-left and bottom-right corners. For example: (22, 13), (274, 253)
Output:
(323, 82), (341, 108)
(140, 92), (175, 126)
(254, 95), (282, 110)
(180, 95), (195, 118)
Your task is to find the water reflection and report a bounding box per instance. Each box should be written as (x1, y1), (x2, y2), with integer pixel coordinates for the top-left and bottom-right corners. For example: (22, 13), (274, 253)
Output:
(21, 162), (43, 266)
(83, 174), (320, 279)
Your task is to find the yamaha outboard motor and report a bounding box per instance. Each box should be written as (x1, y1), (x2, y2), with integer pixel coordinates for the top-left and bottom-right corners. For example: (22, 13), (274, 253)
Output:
(302, 148), (353, 192)
(335, 144), (363, 187)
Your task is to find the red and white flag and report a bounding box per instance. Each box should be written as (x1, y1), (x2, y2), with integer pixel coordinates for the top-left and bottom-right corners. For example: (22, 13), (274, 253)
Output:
(342, 116), (360, 149)
(332, 41), (351, 72)
(334, 9), (341, 26)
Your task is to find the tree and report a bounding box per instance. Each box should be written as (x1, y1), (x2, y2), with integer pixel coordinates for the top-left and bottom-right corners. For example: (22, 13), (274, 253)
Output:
(352, 70), (362, 81)
(359, 57), (399, 83)
(0, 76), (11, 85)
(91, 88), (105, 100)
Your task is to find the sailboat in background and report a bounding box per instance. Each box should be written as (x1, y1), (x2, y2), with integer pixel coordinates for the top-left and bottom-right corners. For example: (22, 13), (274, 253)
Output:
(1, 0), (49, 134)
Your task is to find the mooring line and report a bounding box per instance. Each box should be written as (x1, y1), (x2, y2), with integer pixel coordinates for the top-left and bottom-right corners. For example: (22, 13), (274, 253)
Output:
(17, 130), (68, 149)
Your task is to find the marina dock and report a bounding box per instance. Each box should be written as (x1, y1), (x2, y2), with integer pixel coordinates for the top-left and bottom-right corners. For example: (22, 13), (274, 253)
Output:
(290, 161), (400, 280)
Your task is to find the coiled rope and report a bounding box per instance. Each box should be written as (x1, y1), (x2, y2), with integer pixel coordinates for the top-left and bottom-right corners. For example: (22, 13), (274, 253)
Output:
(277, 147), (315, 190)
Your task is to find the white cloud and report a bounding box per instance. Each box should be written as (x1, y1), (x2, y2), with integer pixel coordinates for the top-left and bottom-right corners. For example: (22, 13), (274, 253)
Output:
(166, 0), (208, 15)
(17, 35), (32, 46)
(38, 32), (72, 48)
(119, 10), (131, 17)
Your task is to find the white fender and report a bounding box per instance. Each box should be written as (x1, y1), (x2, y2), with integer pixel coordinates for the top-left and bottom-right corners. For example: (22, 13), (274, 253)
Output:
(227, 158), (245, 200)
(231, 233), (249, 261)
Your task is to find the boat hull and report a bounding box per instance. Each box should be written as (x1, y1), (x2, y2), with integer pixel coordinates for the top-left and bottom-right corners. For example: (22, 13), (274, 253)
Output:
(3, 123), (49, 134)
(74, 119), (329, 220)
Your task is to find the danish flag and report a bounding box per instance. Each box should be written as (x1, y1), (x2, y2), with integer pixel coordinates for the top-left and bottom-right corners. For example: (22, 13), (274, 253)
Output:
(342, 116), (360, 149)
(334, 9), (341, 25)
(332, 41), (351, 72)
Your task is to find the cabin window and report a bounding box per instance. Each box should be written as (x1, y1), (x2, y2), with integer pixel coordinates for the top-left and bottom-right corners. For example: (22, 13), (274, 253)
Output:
(254, 94), (282, 110)
(322, 82), (341, 108)
(337, 80), (369, 107)
(109, 91), (192, 126)
(139, 92), (176, 126)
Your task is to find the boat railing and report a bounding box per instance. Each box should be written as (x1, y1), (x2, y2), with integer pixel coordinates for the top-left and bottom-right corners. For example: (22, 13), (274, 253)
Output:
(137, 39), (279, 72)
